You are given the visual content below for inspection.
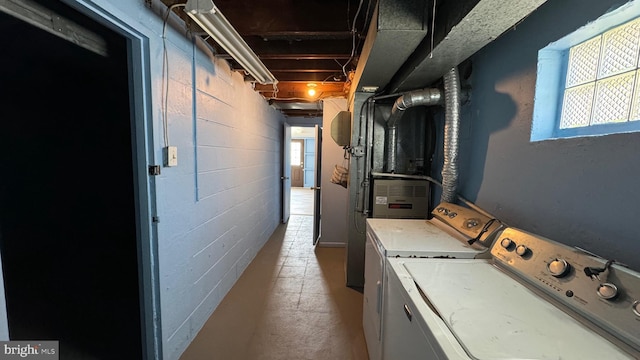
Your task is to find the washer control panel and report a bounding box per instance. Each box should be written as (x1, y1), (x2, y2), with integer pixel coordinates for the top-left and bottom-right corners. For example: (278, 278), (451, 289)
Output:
(491, 227), (640, 353)
(431, 202), (503, 247)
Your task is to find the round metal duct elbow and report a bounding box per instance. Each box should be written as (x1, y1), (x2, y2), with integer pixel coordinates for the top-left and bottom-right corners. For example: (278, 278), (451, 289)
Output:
(387, 88), (443, 128)
(385, 88), (443, 173)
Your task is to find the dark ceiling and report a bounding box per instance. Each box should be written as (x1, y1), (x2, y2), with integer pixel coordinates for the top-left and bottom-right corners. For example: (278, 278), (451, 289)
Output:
(10, 0), (548, 119)
(161, 0), (375, 117)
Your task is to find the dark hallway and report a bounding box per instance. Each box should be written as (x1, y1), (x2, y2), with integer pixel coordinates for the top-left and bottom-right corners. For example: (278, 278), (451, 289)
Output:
(0, 3), (143, 358)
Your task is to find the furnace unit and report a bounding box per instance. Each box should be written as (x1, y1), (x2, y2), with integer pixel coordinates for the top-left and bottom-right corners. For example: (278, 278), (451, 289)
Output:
(372, 179), (429, 219)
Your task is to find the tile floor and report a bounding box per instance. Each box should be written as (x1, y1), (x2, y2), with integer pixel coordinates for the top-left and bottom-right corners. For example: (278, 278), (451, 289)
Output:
(180, 195), (368, 359)
(290, 187), (314, 216)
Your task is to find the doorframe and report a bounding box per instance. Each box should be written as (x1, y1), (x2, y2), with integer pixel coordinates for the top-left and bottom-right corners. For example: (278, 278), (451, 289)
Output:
(61, 1), (161, 358)
(282, 123), (292, 223)
(313, 124), (322, 245)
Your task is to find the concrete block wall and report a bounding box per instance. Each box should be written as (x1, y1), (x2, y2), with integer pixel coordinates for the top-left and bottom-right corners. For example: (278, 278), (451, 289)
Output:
(64, 1), (285, 358)
(157, 48), (284, 359)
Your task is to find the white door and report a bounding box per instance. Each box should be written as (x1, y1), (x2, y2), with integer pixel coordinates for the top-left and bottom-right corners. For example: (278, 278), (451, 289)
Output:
(282, 123), (292, 223)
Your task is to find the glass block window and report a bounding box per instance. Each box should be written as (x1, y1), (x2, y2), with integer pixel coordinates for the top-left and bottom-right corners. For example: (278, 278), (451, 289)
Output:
(560, 18), (640, 129)
(532, 3), (640, 141)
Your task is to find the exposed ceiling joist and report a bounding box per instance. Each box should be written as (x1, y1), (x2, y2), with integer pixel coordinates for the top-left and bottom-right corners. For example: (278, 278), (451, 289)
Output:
(158, 0), (547, 117)
(162, 0), (373, 116)
(269, 101), (324, 117)
(256, 82), (346, 100)
(242, 31), (354, 40)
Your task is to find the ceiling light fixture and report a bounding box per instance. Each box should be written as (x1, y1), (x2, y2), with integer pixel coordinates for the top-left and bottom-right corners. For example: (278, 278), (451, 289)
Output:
(185, 0), (277, 85)
(307, 83), (318, 97)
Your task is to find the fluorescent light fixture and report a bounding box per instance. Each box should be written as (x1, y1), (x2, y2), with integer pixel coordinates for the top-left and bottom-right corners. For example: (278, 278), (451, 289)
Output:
(185, 0), (277, 85)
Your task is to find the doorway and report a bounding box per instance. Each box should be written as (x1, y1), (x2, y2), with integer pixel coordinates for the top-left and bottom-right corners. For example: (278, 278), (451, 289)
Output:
(287, 126), (321, 242)
(290, 128), (315, 215)
(291, 139), (304, 187)
(0, 1), (151, 358)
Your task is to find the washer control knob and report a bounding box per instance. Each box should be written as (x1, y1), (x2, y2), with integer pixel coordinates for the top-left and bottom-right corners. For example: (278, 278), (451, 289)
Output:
(449, 212), (457, 218)
(466, 219), (479, 228)
(597, 283), (618, 300)
(632, 301), (640, 317)
(548, 259), (570, 277)
(437, 207), (445, 213)
(515, 245), (529, 257)
(500, 238), (514, 249)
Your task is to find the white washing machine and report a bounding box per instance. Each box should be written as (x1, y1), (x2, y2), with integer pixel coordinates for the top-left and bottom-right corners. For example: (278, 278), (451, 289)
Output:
(363, 202), (503, 360)
(384, 227), (640, 359)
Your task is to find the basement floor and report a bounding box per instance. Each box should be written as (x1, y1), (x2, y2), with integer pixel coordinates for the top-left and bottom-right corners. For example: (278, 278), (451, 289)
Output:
(290, 187), (314, 216)
(179, 212), (368, 359)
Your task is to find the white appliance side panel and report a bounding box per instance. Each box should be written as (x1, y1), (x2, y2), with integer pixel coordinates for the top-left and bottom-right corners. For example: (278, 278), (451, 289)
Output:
(363, 232), (384, 360)
(366, 218), (483, 258)
(405, 260), (635, 360)
(383, 262), (442, 360)
(386, 258), (471, 359)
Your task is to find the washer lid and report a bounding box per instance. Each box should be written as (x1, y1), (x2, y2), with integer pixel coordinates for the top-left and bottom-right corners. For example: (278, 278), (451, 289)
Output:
(404, 260), (633, 360)
(366, 218), (484, 258)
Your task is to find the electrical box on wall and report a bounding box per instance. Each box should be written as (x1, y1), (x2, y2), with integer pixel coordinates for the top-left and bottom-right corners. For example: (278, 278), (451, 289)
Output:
(164, 146), (178, 167)
(330, 111), (351, 146)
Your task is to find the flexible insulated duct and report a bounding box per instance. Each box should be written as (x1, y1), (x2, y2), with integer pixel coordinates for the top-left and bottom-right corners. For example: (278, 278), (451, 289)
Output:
(441, 67), (461, 203)
(385, 88), (443, 173)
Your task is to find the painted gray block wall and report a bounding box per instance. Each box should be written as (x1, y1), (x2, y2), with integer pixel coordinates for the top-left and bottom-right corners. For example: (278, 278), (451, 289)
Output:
(319, 99), (349, 246)
(442, 0), (640, 271)
(61, 1), (285, 359)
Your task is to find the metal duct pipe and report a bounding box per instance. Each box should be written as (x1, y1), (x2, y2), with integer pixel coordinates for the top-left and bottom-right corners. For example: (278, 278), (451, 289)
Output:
(441, 67), (461, 203)
(385, 88), (442, 172)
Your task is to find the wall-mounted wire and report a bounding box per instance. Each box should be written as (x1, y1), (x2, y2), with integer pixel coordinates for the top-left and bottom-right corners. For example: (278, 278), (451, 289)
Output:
(429, 0), (437, 59)
(340, 0), (365, 78)
(161, 3), (186, 148)
(352, 153), (366, 235)
(321, 73), (342, 85)
(354, 0), (374, 60)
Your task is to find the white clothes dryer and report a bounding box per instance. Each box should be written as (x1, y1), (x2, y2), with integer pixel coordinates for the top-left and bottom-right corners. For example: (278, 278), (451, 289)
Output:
(363, 202), (503, 360)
